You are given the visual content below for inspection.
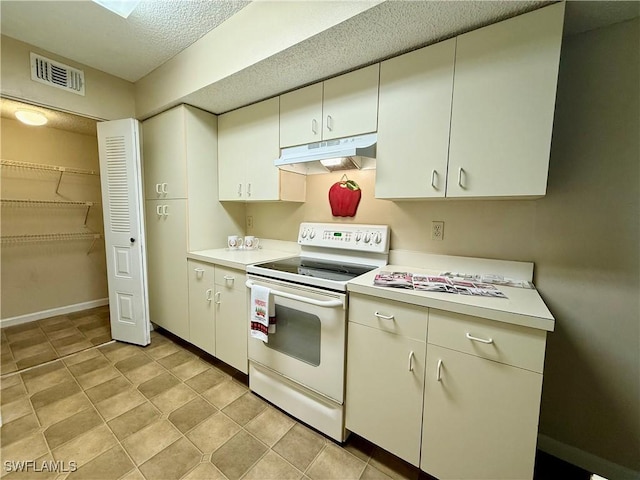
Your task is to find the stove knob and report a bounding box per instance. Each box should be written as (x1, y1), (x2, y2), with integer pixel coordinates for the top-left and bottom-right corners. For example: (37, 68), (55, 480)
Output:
(301, 229), (308, 239)
(355, 232), (362, 242)
(309, 229), (316, 239)
(374, 232), (382, 244)
(364, 232), (371, 243)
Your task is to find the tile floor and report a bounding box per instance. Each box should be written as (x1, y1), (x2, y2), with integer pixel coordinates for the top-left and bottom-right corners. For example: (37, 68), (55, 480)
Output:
(1, 306), (111, 375)
(1, 326), (426, 480)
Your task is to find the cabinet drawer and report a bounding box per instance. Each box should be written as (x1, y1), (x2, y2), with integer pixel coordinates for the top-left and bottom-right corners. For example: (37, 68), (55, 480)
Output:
(428, 310), (546, 373)
(349, 294), (427, 341)
(214, 266), (246, 291)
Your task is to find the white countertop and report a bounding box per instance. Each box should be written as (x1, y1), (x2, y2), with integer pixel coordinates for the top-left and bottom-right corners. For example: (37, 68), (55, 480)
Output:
(348, 265), (555, 332)
(187, 247), (297, 271)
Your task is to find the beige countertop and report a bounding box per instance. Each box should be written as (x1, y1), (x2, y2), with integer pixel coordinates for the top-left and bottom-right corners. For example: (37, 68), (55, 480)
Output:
(187, 247), (297, 271)
(348, 265), (555, 332)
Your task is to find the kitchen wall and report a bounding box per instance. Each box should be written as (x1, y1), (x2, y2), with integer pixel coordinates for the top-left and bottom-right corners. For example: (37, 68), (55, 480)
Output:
(247, 18), (640, 476)
(1, 35), (135, 120)
(0, 117), (108, 321)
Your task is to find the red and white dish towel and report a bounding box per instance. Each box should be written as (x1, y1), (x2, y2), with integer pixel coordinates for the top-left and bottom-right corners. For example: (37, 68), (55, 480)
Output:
(250, 284), (276, 342)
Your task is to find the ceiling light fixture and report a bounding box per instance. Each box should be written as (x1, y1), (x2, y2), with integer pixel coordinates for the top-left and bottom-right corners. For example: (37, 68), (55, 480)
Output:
(91, 0), (141, 19)
(15, 110), (48, 126)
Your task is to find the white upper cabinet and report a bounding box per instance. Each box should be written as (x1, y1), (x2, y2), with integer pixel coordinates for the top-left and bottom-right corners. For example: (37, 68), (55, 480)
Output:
(447, 2), (565, 198)
(279, 64), (380, 147)
(219, 97), (305, 202)
(375, 39), (456, 199)
(279, 83), (324, 147)
(143, 107), (188, 200)
(322, 64), (380, 141)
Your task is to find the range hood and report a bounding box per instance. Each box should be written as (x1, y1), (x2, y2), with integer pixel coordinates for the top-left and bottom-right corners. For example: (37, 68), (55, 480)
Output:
(275, 133), (376, 175)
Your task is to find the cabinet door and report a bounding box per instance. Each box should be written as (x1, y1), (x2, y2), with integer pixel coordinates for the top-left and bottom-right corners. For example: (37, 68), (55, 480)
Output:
(346, 322), (425, 466)
(376, 40), (455, 199)
(187, 260), (215, 355)
(421, 345), (543, 479)
(243, 98), (281, 201)
(280, 83), (323, 147)
(218, 98), (281, 202)
(447, 3), (565, 198)
(142, 107), (188, 200)
(145, 199), (189, 339)
(215, 286), (248, 374)
(218, 108), (247, 201)
(322, 64), (380, 141)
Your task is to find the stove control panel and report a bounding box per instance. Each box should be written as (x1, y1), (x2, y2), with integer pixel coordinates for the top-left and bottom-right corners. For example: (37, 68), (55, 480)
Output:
(298, 223), (390, 253)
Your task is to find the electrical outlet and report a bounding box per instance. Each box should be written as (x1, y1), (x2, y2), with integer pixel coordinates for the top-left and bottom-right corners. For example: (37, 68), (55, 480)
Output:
(246, 216), (253, 230)
(431, 221), (444, 241)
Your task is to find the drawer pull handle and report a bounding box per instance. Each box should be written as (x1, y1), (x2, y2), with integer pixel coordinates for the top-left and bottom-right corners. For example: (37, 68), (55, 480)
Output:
(374, 312), (394, 320)
(223, 275), (235, 282)
(436, 359), (443, 381)
(408, 351), (414, 372)
(466, 332), (493, 344)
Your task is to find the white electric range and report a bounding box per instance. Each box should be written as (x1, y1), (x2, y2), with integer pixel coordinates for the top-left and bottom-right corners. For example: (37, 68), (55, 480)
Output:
(245, 222), (390, 441)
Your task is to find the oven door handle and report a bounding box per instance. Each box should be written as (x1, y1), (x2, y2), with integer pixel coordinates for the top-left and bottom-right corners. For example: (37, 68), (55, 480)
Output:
(245, 280), (343, 308)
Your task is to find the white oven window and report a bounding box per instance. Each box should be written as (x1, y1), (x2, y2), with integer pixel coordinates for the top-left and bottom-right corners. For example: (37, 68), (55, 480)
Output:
(265, 305), (321, 366)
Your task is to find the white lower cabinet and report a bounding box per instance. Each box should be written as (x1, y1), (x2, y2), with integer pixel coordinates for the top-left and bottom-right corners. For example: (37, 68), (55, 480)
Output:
(346, 294), (427, 466)
(214, 266), (248, 374)
(421, 344), (542, 480)
(346, 296), (547, 479)
(187, 262), (249, 373)
(187, 260), (216, 355)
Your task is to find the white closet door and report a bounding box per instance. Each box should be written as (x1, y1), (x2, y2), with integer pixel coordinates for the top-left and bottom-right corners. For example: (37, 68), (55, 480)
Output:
(97, 119), (150, 346)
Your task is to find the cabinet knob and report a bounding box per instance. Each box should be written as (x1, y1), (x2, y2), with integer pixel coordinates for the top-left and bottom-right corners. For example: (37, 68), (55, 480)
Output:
(130, 238), (135, 244)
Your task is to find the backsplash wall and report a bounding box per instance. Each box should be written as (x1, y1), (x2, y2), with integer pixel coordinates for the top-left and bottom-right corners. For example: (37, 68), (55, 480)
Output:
(247, 169), (539, 264)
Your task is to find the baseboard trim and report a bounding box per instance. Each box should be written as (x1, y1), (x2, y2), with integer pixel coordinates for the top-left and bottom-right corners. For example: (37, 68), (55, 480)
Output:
(538, 434), (640, 480)
(1, 299), (109, 328)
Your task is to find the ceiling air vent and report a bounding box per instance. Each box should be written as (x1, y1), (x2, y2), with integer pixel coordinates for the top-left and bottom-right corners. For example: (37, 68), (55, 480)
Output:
(30, 53), (85, 96)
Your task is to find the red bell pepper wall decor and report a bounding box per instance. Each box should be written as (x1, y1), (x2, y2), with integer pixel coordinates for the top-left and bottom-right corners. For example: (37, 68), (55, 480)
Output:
(328, 175), (361, 217)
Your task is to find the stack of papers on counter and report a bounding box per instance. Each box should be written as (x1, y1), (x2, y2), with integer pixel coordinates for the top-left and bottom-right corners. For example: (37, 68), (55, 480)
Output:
(373, 271), (508, 298)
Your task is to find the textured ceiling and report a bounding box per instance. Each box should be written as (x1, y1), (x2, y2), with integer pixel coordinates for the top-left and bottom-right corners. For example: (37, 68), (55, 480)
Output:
(1, 1), (638, 131)
(0, 0), (250, 82)
(180, 0), (640, 115)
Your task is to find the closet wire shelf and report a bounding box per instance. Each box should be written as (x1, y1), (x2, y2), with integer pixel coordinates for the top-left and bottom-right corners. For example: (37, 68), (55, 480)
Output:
(0, 233), (103, 254)
(1, 159), (100, 194)
(0, 199), (100, 225)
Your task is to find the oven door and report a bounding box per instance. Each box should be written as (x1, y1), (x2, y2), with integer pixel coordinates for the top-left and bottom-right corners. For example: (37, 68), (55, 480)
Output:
(246, 275), (347, 403)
